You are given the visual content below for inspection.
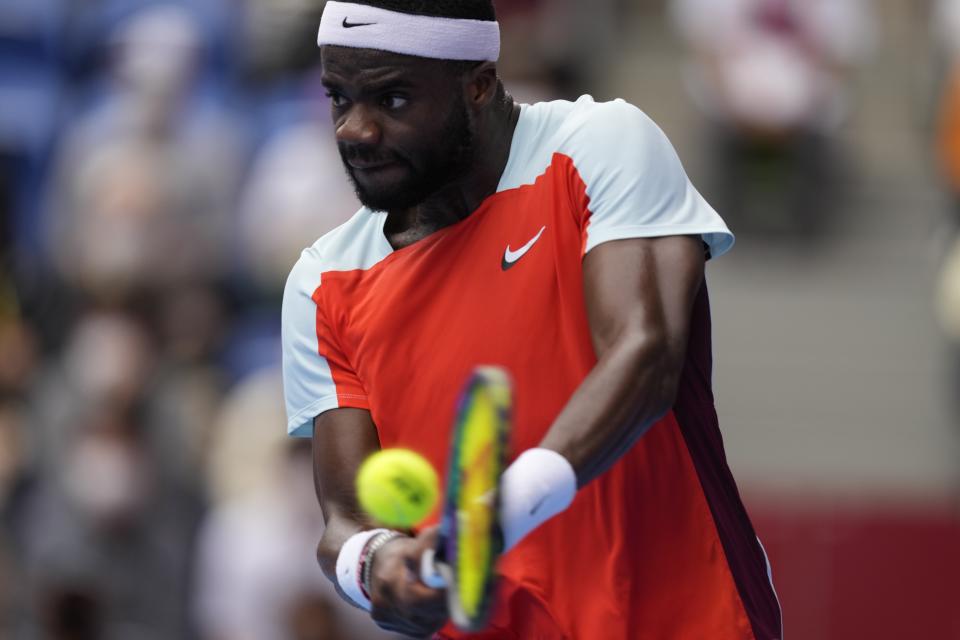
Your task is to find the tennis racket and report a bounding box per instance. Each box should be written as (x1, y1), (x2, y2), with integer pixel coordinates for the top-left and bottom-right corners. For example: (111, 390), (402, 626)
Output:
(419, 365), (512, 632)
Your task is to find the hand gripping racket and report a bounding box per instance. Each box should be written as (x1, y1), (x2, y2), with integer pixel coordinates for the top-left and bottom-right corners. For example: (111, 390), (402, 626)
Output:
(419, 366), (512, 632)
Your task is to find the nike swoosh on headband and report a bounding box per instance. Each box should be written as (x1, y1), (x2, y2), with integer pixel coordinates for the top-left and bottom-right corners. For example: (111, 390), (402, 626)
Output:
(342, 17), (376, 28)
(502, 226), (546, 271)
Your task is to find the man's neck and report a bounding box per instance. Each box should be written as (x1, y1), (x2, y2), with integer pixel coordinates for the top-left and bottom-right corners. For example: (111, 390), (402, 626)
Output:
(384, 101), (521, 250)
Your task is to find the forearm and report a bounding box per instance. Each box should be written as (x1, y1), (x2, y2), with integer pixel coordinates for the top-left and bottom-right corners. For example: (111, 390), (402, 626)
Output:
(310, 408), (384, 582)
(539, 330), (680, 487)
(538, 236), (702, 488)
(495, 331), (682, 551)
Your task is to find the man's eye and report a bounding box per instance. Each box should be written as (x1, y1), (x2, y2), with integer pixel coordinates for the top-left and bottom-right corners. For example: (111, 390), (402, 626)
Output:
(381, 95), (409, 110)
(325, 91), (347, 108)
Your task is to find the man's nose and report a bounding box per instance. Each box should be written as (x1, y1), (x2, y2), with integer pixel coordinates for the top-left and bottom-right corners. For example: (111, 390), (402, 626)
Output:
(336, 105), (381, 146)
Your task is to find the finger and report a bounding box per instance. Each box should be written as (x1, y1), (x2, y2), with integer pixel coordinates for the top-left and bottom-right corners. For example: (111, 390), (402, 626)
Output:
(403, 577), (448, 605)
(398, 607), (447, 635)
(371, 606), (421, 634)
(398, 571), (448, 608)
(391, 580), (448, 618)
(404, 545), (446, 588)
(373, 577), (445, 618)
(414, 524), (441, 551)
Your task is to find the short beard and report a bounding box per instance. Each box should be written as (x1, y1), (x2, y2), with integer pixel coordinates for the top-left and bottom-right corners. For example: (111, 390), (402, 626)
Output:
(341, 96), (474, 212)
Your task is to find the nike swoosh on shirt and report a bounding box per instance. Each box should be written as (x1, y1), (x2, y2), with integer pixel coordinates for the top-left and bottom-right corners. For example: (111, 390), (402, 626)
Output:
(342, 18), (376, 28)
(501, 226), (546, 271)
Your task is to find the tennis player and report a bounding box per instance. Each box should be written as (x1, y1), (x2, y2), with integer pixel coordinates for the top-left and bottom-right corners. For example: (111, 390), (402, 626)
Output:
(282, 1), (783, 637)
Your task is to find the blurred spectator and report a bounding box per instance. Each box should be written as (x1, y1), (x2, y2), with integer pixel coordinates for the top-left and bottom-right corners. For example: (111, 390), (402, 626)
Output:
(0, 400), (30, 513)
(0, 0), (66, 264)
(936, 241), (960, 338)
(670, 0), (876, 236)
(9, 309), (203, 638)
(933, 0), (960, 221)
(237, 92), (357, 299)
(44, 3), (245, 302)
(28, 303), (216, 516)
(0, 536), (13, 636)
(0, 314), (39, 397)
(14, 400), (196, 639)
(38, 581), (105, 640)
(933, 0), (960, 416)
(0, 398), (32, 637)
(30, 310), (154, 473)
(240, 0), (326, 85)
(494, 0), (621, 98)
(149, 283), (229, 491)
(195, 369), (397, 640)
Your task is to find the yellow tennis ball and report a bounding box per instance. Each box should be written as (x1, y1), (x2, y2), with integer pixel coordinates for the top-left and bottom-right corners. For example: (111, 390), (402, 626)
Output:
(356, 449), (439, 528)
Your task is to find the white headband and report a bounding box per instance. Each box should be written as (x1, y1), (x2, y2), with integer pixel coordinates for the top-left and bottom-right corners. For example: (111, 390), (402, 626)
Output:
(317, 1), (500, 62)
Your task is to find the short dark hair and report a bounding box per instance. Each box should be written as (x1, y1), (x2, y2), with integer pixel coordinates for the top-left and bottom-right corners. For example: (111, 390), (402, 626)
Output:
(345, 0), (497, 21)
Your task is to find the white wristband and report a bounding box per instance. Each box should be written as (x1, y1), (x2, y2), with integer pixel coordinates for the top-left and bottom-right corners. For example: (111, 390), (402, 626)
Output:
(335, 528), (388, 610)
(500, 448), (577, 551)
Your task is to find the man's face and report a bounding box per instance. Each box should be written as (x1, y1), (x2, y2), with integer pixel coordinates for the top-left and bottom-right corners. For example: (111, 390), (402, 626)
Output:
(320, 46), (475, 211)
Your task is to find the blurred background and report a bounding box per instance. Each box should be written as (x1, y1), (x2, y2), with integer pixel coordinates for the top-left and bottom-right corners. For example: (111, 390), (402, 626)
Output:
(0, 0), (957, 638)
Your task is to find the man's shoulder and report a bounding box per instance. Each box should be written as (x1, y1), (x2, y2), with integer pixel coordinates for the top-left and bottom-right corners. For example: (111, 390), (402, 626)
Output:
(525, 94), (653, 140)
(282, 208), (392, 311)
(287, 208), (389, 282)
(500, 95), (666, 192)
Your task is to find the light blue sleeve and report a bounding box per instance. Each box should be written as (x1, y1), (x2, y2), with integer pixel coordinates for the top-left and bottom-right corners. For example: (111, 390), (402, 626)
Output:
(564, 98), (734, 259)
(281, 253), (342, 438)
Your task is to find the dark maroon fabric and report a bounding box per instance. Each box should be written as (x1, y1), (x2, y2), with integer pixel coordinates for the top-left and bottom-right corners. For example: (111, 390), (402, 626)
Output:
(673, 283), (783, 640)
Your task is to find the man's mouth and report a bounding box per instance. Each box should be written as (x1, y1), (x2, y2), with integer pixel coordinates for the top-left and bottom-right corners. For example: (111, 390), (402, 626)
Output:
(346, 157), (397, 170)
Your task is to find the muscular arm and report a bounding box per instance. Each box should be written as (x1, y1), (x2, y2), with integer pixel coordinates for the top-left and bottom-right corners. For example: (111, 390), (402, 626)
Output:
(312, 408), (381, 582)
(539, 235), (705, 487)
(312, 408), (447, 636)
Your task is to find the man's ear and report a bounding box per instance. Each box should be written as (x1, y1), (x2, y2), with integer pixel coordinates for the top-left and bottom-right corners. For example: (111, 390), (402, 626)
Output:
(464, 62), (499, 109)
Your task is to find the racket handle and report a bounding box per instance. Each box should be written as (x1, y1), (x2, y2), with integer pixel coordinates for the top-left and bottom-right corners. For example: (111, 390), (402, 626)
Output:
(419, 548), (447, 589)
